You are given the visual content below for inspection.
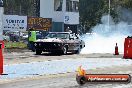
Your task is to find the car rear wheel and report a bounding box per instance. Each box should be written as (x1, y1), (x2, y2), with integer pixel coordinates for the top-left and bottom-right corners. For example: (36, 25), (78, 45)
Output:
(74, 47), (81, 54)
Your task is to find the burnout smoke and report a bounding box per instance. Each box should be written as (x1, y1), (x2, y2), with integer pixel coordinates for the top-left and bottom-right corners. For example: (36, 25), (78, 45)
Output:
(80, 15), (132, 54)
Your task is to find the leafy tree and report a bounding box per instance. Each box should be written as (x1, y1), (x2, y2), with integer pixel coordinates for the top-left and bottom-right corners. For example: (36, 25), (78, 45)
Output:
(3, 0), (39, 16)
(79, 0), (132, 32)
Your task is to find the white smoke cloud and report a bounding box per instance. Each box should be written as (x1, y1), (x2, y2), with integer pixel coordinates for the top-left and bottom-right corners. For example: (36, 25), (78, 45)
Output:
(92, 15), (131, 36)
(80, 14), (131, 54)
(81, 33), (126, 54)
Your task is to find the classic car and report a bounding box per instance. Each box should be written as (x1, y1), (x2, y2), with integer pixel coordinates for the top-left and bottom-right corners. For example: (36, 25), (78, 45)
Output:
(34, 32), (85, 55)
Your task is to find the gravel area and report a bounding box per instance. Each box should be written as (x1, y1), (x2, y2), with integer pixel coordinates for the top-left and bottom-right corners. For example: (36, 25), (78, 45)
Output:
(4, 49), (123, 65)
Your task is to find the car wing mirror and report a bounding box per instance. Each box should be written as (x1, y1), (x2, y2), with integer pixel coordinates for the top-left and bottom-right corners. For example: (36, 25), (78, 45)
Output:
(70, 34), (74, 40)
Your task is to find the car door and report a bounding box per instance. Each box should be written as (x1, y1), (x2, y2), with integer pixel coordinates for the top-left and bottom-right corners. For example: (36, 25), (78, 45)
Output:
(68, 34), (80, 51)
(73, 34), (80, 50)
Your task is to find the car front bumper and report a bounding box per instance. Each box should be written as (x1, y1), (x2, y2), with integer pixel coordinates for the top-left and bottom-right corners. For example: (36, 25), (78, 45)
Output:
(34, 42), (63, 52)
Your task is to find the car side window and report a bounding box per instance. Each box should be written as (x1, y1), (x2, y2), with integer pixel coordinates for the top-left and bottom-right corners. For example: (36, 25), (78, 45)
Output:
(70, 34), (77, 40)
(70, 34), (74, 39)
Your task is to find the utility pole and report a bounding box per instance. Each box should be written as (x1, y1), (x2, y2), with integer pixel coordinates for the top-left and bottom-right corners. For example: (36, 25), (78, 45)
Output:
(19, 0), (22, 15)
(108, 0), (111, 28)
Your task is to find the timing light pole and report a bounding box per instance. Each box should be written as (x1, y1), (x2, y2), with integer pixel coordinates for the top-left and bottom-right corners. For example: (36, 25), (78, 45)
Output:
(108, 0), (111, 28)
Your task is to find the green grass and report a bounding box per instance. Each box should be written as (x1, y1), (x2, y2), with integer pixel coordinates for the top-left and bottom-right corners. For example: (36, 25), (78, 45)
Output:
(4, 41), (27, 49)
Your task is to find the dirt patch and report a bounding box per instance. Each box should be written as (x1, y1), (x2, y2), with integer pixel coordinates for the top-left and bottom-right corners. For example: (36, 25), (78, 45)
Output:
(4, 48), (30, 53)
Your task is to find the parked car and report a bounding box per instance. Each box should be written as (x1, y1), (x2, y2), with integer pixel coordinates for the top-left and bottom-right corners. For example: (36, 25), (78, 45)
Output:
(3, 35), (10, 41)
(34, 32), (85, 55)
(3, 31), (24, 42)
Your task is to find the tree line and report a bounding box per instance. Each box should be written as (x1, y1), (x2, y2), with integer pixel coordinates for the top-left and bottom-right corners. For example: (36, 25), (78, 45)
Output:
(3, 0), (39, 17)
(3, 0), (132, 32)
(79, 0), (132, 32)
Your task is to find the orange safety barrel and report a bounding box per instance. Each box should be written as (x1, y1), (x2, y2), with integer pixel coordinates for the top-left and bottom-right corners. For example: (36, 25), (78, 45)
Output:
(0, 43), (3, 74)
(0, 40), (4, 49)
(123, 37), (132, 59)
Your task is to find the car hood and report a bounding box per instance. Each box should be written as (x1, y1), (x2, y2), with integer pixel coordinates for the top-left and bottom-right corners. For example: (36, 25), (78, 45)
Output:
(36, 38), (64, 43)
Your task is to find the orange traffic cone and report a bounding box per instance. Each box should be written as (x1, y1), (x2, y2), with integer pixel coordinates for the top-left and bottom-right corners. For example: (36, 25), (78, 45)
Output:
(115, 43), (119, 55)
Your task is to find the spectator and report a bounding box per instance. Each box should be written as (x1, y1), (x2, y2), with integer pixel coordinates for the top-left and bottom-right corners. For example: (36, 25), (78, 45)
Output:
(28, 28), (36, 52)
(65, 27), (72, 33)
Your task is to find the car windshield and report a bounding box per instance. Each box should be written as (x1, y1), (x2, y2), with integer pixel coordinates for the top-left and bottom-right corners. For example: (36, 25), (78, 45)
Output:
(45, 33), (69, 39)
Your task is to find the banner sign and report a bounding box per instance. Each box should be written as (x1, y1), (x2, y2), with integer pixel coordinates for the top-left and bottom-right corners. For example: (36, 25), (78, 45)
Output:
(3, 15), (27, 31)
(64, 12), (79, 24)
(27, 17), (52, 31)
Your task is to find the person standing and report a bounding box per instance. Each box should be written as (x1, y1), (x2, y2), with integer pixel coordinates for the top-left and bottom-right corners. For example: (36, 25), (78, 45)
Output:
(28, 28), (36, 52)
(65, 27), (72, 33)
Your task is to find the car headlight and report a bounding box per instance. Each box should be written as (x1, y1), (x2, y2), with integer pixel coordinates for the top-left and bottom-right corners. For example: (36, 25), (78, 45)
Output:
(58, 44), (61, 46)
(53, 43), (61, 46)
(39, 43), (41, 46)
(34, 43), (37, 46)
(54, 44), (56, 46)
